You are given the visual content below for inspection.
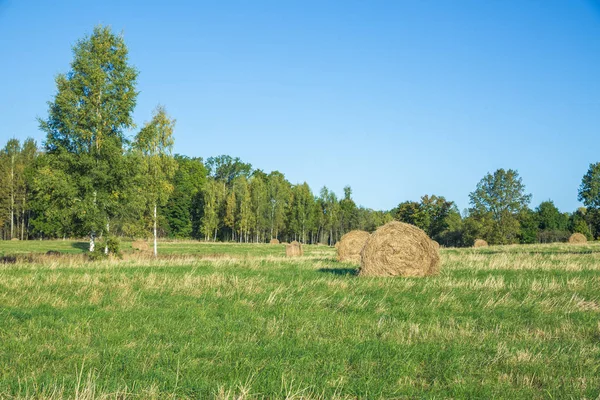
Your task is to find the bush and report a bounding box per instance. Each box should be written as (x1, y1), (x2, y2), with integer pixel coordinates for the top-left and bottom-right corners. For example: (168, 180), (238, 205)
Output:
(87, 236), (122, 261)
(537, 230), (571, 244)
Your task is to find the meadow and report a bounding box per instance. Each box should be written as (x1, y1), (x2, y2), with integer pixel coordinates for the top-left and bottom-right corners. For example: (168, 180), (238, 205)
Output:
(0, 240), (599, 399)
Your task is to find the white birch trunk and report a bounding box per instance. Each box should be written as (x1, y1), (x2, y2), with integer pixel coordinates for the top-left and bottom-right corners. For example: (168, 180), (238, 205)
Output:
(153, 203), (158, 257)
(104, 221), (110, 255)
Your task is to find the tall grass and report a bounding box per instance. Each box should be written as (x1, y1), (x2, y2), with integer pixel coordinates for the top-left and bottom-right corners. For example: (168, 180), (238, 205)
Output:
(0, 242), (598, 398)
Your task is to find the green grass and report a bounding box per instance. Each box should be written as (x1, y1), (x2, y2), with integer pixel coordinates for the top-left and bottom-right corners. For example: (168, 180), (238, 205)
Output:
(0, 241), (599, 399)
(0, 239), (327, 258)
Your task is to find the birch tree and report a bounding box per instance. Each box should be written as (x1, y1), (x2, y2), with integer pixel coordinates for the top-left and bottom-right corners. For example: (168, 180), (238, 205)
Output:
(0, 139), (20, 239)
(39, 25), (138, 251)
(134, 106), (177, 256)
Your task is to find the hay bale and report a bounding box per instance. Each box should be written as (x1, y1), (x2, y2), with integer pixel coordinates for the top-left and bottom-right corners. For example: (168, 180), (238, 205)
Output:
(337, 230), (370, 264)
(10, 238), (19, 241)
(359, 221), (439, 277)
(132, 240), (150, 251)
(568, 233), (587, 244)
(431, 240), (440, 250)
(473, 239), (488, 248)
(286, 240), (303, 257)
(334, 242), (339, 249)
(269, 238), (280, 245)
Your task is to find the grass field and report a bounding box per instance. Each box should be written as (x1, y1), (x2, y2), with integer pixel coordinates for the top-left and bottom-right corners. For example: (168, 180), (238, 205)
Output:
(0, 240), (599, 399)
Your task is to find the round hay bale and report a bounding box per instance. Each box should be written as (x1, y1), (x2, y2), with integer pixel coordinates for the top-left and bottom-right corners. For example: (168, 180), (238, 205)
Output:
(473, 239), (488, 248)
(568, 233), (587, 244)
(431, 240), (440, 250)
(269, 238), (280, 245)
(132, 240), (150, 251)
(359, 221), (440, 277)
(334, 242), (339, 249)
(10, 238), (19, 241)
(337, 230), (370, 264)
(286, 240), (303, 257)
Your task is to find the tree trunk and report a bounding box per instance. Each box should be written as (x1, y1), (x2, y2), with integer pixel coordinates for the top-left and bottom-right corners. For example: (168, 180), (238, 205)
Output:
(154, 203), (158, 257)
(104, 221), (110, 255)
(21, 208), (25, 240)
(89, 232), (95, 252)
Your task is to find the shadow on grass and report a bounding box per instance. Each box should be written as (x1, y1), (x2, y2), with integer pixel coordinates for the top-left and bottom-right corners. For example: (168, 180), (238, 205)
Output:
(318, 267), (358, 276)
(71, 242), (90, 252)
(477, 250), (600, 255)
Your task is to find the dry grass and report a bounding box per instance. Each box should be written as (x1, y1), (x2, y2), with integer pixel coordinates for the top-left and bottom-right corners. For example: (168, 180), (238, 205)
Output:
(336, 230), (370, 264)
(359, 221), (439, 277)
(285, 241), (303, 257)
(568, 233), (587, 244)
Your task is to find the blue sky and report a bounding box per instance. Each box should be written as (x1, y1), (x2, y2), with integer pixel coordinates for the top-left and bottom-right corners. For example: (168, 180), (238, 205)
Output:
(1, 1), (599, 212)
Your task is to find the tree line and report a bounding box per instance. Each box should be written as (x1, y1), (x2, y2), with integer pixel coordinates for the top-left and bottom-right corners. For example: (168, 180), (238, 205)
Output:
(2, 26), (600, 250)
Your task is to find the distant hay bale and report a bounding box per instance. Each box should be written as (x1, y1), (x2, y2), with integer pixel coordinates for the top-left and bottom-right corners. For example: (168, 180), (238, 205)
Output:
(132, 240), (150, 251)
(359, 221), (440, 277)
(568, 233), (587, 244)
(473, 239), (488, 248)
(337, 230), (370, 264)
(431, 240), (440, 250)
(10, 238), (19, 241)
(286, 240), (303, 257)
(269, 238), (280, 245)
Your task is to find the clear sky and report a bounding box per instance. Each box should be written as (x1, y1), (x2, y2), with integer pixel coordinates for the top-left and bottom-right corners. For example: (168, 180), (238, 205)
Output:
(1, 1), (599, 212)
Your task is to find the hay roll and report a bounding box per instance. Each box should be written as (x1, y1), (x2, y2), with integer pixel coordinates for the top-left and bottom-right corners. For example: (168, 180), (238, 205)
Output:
(359, 221), (440, 277)
(568, 233), (587, 244)
(473, 239), (488, 248)
(286, 241), (303, 257)
(269, 238), (280, 244)
(431, 240), (440, 250)
(132, 240), (150, 251)
(337, 230), (370, 264)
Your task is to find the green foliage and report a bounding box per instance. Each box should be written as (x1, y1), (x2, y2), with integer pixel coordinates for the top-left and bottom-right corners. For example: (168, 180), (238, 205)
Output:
(469, 169), (531, 244)
(392, 195), (457, 242)
(267, 171), (291, 240)
(38, 25), (139, 247)
(86, 248), (108, 261)
(436, 207), (465, 247)
(536, 200), (568, 231)
(0, 138), (38, 239)
(569, 208), (593, 240)
(206, 155), (252, 185)
(200, 178), (226, 241)
(578, 162), (600, 208)
(517, 208), (538, 244)
(162, 155), (207, 238)
(289, 182), (315, 242)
